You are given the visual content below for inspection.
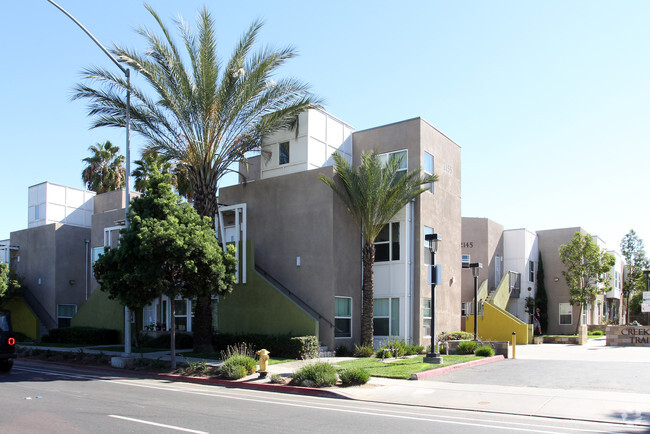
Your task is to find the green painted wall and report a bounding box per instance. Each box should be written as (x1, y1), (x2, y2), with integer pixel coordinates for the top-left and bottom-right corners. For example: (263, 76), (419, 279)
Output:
(218, 242), (319, 337)
(71, 288), (125, 337)
(0, 296), (40, 340)
(465, 302), (530, 344)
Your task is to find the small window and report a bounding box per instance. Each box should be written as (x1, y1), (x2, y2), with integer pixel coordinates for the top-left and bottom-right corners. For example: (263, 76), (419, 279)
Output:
(375, 222), (400, 262)
(279, 141), (290, 165)
(424, 152), (434, 194)
(378, 150), (407, 180)
(175, 299), (188, 331)
(34, 204), (41, 220)
(373, 298), (399, 337)
(462, 254), (470, 264)
(559, 303), (572, 325)
(529, 261), (535, 282)
(461, 301), (473, 317)
(424, 226), (433, 265)
(423, 298), (432, 337)
(92, 247), (104, 263)
(57, 304), (77, 328)
(335, 297), (352, 338)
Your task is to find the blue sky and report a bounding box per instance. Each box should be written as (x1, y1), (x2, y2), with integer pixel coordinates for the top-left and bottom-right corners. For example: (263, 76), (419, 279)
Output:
(2, 1), (649, 253)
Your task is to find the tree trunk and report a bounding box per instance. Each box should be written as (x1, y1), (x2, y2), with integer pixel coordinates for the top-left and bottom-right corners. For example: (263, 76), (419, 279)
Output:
(191, 179), (218, 353)
(575, 303), (584, 335)
(170, 298), (176, 370)
(361, 242), (375, 347)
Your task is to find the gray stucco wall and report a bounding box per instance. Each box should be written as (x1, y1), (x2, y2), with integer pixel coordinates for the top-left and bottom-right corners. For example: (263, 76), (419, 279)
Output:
(219, 166), (362, 349)
(461, 218), (505, 302)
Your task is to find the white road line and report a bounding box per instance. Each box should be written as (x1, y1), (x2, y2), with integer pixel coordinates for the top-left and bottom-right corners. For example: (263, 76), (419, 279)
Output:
(14, 365), (636, 433)
(108, 415), (208, 433)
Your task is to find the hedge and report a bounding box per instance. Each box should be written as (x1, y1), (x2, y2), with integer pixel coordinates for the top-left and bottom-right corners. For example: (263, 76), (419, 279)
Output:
(41, 327), (120, 345)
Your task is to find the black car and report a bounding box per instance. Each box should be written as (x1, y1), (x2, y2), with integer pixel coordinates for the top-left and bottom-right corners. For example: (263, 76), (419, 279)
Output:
(0, 309), (17, 372)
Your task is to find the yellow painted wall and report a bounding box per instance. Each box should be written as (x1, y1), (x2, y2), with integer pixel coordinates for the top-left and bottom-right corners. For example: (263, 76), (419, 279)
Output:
(0, 296), (40, 340)
(465, 302), (530, 344)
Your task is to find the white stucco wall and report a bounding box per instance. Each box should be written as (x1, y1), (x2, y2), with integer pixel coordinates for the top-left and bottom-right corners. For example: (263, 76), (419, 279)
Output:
(503, 228), (538, 322)
(28, 182), (95, 229)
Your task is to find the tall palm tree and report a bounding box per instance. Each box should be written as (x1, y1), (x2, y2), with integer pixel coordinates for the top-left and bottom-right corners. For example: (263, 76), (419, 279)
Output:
(73, 5), (320, 352)
(81, 141), (125, 194)
(132, 149), (193, 201)
(320, 152), (437, 346)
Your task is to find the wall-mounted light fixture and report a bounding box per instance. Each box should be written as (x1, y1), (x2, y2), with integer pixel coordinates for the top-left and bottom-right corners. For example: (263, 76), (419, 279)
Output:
(69, 280), (76, 285)
(554, 277), (559, 282)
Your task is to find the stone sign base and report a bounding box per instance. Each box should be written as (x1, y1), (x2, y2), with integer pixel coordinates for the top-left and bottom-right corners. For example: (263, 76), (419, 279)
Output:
(606, 325), (650, 347)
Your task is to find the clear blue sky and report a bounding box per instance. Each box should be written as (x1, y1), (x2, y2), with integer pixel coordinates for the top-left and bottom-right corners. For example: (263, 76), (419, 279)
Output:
(2, 1), (649, 253)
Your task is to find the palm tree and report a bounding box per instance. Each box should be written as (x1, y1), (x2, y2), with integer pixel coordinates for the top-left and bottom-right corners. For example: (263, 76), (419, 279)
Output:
(73, 6), (320, 352)
(81, 141), (125, 194)
(320, 152), (437, 346)
(132, 149), (193, 201)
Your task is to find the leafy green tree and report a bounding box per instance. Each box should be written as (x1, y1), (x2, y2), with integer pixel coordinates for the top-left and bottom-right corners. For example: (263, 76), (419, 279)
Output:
(534, 254), (548, 332)
(620, 229), (649, 323)
(81, 141), (125, 193)
(74, 6), (320, 351)
(559, 232), (616, 333)
(93, 171), (237, 362)
(319, 151), (437, 346)
(0, 263), (8, 301)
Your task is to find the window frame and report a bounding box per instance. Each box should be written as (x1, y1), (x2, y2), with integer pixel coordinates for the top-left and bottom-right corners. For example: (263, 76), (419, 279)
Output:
(375, 222), (400, 262)
(335, 296), (352, 339)
(378, 150), (408, 178)
(279, 141), (290, 165)
(529, 261), (535, 282)
(373, 297), (400, 337)
(559, 303), (572, 325)
(57, 304), (77, 328)
(423, 298), (432, 337)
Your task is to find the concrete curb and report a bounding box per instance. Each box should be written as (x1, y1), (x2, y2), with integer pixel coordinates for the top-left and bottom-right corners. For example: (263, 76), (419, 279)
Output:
(16, 358), (347, 399)
(410, 355), (505, 380)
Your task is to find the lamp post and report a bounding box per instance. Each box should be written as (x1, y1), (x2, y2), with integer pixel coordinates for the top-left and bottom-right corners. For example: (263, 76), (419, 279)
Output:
(424, 232), (442, 364)
(644, 270), (650, 325)
(48, 0), (133, 357)
(463, 262), (482, 341)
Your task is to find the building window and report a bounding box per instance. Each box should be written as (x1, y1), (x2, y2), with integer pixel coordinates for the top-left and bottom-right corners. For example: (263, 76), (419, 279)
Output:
(374, 298), (400, 337)
(175, 299), (189, 331)
(462, 254), (470, 265)
(461, 301), (472, 317)
(91, 247), (104, 263)
(279, 141), (290, 165)
(375, 222), (400, 262)
(424, 152), (434, 194)
(34, 204), (41, 220)
(424, 226), (433, 265)
(335, 297), (352, 338)
(559, 303), (572, 325)
(423, 298), (432, 337)
(57, 304), (77, 328)
(378, 150), (407, 179)
(529, 261), (535, 282)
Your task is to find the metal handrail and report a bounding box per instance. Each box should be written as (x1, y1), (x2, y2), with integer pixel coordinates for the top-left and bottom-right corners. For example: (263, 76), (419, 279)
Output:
(254, 265), (334, 328)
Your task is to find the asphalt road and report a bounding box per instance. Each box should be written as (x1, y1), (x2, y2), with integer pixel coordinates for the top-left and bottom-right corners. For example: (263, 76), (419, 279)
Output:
(2, 361), (643, 433)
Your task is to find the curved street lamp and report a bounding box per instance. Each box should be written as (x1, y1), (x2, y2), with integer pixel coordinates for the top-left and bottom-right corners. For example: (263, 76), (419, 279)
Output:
(47, 0), (133, 357)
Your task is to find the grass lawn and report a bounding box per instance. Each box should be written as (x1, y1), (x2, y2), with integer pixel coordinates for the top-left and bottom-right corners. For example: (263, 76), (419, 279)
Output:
(334, 355), (479, 380)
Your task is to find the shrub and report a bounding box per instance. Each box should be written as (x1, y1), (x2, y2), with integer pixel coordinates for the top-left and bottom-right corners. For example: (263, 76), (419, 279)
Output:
(211, 334), (319, 359)
(457, 341), (478, 354)
(438, 331), (473, 342)
(139, 332), (194, 349)
(220, 342), (256, 361)
(338, 368), (370, 386)
(289, 336), (319, 359)
(375, 340), (422, 358)
(220, 363), (248, 380)
(474, 345), (495, 357)
(41, 327), (120, 345)
(291, 361), (337, 387)
(589, 330), (605, 336)
(353, 344), (374, 358)
(335, 345), (351, 357)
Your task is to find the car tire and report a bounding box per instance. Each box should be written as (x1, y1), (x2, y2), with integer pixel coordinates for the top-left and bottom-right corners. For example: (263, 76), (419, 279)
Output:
(0, 359), (13, 372)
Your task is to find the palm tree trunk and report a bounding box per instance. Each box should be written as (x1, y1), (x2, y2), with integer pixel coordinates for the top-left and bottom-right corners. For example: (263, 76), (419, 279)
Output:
(361, 242), (375, 347)
(191, 179), (218, 353)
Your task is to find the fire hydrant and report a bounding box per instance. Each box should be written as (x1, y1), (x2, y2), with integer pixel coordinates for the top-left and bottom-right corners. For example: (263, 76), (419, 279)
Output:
(257, 349), (270, 378)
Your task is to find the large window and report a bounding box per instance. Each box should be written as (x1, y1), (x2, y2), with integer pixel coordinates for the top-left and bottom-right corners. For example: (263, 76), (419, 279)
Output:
(175, 299), (189, 331)
(424, 152), (434, 194)
(378, 150), (407, 179)
(375, 222), (400, 262)
(335, 297), (352, 338)
(559, 303), (572, 325)
(461, 301), (472, 317)
(279, 141), (290, 165)
(529, 261), (535, 282)
(374, 298), (399, 337)
(57, 304), (77, 328)
(423, 226), (433, 265)
(423, 298), (432, 337)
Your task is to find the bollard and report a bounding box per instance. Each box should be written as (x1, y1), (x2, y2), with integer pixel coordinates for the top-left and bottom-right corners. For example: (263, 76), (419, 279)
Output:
(512, 331), (516, 359)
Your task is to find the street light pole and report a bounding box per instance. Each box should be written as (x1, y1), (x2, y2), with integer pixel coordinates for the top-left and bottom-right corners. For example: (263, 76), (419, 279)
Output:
(424, 232), (442, 364)
(644, 270), (650, 326)
(47, 0), (132, 357)
(462, 262), (482, 341)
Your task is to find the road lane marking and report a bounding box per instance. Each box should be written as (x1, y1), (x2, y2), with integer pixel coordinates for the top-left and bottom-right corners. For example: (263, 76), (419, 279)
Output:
(15, 365), (638, 433)
(108, 415), (208, 433)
